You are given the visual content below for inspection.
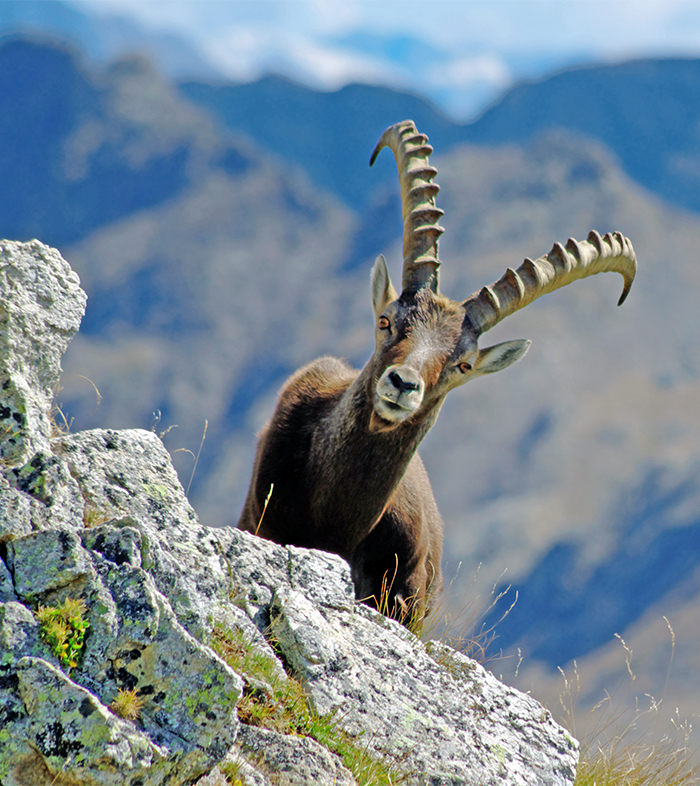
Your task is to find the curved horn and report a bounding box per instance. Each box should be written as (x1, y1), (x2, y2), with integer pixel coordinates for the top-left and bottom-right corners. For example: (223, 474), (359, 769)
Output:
(370, 120), (444, 294)
(463, 231), (637, 335)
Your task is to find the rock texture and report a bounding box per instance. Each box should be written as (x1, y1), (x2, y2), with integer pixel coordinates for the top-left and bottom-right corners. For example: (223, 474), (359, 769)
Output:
(0, 239), (579, 785)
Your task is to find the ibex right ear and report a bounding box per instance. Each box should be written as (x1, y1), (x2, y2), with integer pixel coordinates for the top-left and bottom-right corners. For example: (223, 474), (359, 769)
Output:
(371, 254), (397, 319)
(475, 339), (531, 375)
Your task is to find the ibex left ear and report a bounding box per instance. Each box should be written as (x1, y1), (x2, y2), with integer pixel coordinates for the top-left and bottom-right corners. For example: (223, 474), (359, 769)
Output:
(475, 339), (531, 375)
(371, 254), (398, 319)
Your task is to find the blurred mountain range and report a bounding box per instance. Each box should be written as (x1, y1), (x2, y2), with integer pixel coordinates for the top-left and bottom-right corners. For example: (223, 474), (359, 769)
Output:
(2, 34), (700, 736)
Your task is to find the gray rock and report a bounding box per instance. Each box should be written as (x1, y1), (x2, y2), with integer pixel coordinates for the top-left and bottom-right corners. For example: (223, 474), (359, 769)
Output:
(7, 528), (95, 603)
(217, 527), (356, 631)
(9, 450), (85, 532)
(0, 558), (16, 602)
(56, 427), (229, 639)
(0, 473), (32, 543)
(2, 531), (243, 783)
(0, 601), (41, 666)
(236, 725), (357, 786)
(271, 588), (578, 786)
(15, 656), (168, 786)
(82, 523), (143, 568)
(0, 240), (86, 465)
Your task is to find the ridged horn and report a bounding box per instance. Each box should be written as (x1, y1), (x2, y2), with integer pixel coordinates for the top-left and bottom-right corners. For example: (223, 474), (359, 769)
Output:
(463, 230), (637, 335)
(370, 120), (444, 293)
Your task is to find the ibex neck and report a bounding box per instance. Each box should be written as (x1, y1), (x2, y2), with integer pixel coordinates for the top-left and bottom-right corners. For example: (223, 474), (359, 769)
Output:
(308, 365), (437, 556)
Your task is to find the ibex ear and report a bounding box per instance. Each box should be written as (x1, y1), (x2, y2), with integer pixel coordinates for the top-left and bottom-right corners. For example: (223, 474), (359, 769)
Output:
(475, 339), (531, 375)
(371, 255), (397, 319)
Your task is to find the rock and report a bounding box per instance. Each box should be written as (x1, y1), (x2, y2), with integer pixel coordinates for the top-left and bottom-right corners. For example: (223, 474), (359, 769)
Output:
(236, 725), (357, 786)
(0, 558), (16, 602)
(0, 239), (579, 785)
(7, 528), (95, 603)
(15, 656), (167, 786)
(0, 240), (86, 465)
(0, 473), (32, 544)
(271, 588), (578, 785)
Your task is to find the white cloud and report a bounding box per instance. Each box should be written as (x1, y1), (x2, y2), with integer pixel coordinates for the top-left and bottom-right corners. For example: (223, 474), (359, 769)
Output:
(432, 55), (511, 89)
(206, 25), (406, 88)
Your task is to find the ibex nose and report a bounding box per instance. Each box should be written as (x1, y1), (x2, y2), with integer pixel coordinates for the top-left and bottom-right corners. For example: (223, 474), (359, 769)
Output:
(389, 369), (420, 393)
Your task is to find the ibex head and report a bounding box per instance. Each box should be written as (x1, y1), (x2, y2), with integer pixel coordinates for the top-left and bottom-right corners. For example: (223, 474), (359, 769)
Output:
(367, 120), (636, 432)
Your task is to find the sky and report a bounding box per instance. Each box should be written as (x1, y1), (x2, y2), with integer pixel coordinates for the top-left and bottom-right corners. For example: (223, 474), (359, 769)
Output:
(64, 0), (700, 118)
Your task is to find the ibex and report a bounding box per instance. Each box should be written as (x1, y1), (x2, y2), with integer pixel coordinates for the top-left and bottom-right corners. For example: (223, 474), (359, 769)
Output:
(238, 120), (636, 624)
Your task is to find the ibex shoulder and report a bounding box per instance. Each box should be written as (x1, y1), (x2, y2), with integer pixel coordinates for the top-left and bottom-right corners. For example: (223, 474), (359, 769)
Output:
(280, 355), (358, 402)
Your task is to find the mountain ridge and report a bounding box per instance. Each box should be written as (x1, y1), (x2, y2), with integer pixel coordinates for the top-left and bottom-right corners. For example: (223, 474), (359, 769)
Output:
(181, 57), (700, 217)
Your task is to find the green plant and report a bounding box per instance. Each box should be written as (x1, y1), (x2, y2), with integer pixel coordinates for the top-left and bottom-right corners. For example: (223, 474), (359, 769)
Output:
(36, 597), (89, 672)
(211, 624), (407, 785)
(109, 688), (145, 721)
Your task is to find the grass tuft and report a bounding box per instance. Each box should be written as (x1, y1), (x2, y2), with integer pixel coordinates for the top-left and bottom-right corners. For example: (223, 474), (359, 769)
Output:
(419, 563), (518, 666)
(109, 688), (145, 721)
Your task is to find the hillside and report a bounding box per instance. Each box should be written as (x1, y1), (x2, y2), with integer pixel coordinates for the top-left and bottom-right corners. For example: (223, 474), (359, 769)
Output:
(466, 57), (700, 214)
(179, 76), (460, 210)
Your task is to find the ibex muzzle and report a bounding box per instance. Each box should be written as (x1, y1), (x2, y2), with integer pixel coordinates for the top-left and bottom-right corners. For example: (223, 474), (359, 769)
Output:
(238, 120), (637, 627)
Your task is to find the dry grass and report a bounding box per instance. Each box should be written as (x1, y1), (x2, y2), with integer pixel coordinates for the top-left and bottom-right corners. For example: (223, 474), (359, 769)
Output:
(418, 563), (518, 666)
(556, 625), (700, 786)
(109, 688), (145, 721)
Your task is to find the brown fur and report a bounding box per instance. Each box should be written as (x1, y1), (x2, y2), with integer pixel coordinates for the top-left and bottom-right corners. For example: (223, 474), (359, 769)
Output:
(238, 122), (632, 626)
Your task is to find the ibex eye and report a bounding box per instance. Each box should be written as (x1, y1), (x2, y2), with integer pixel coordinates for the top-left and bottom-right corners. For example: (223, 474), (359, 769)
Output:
(378, 316), (390, 330)
(458, 362), (472, 373)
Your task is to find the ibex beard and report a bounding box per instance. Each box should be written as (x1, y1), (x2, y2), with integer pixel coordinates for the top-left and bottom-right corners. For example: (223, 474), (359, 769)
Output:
(238, 120), (637, 629)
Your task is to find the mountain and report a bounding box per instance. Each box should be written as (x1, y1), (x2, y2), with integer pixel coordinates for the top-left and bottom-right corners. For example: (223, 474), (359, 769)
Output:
(179, 76), (459, 212)
(466, 57), (700, 214)
(0, 38), (237, 246)
(0, 0), (218, 79)
(182, 58), (700, 218)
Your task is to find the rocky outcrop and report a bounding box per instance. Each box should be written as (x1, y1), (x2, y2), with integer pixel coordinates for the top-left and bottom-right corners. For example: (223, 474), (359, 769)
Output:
(0, 240), (579, 785)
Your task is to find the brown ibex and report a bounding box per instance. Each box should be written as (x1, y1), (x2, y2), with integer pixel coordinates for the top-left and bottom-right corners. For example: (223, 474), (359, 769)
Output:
(238, 120), (636, 624)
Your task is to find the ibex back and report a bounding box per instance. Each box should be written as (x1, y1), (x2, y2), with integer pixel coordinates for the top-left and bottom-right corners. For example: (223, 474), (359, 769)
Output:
(238, 120), (636, 625)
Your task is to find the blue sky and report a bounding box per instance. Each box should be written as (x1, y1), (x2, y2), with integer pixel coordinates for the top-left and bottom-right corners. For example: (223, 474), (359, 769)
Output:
(73, 1), (700, 118)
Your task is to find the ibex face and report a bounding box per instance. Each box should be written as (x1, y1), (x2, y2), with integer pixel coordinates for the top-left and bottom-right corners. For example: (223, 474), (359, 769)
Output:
(367, 260), (530, 433)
